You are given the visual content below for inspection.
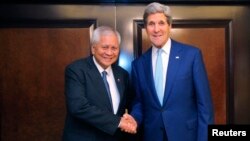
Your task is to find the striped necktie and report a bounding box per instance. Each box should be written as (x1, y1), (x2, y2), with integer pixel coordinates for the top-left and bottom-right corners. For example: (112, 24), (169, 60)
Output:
(102, 71), (114, 112)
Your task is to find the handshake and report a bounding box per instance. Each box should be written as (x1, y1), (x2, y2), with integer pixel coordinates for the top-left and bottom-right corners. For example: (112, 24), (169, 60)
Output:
(119, 109), (137, 134)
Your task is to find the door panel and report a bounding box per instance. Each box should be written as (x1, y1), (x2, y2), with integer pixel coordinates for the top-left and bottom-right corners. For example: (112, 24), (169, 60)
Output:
(0, 26), (93, 141)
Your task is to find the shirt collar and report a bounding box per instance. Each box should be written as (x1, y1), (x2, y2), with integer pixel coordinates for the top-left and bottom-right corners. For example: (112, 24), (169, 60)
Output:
(92, 56), (112, 75)
(152, 38), (171, 55)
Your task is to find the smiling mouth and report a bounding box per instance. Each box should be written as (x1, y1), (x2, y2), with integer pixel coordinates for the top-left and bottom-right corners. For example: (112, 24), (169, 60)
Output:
(103, 57), (113, 61)
(153, 35), (162, 38)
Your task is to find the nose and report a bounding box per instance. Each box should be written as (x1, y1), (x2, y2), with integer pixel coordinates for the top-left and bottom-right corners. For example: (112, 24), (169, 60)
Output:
(154, 24), (160, 32)
(105, 48), (113, 55)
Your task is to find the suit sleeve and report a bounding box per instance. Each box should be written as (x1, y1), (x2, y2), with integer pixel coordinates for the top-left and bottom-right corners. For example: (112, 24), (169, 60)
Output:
(130, 61), (143, 125)
(64, 65), (120, 135)
(193, 50), (214, 141)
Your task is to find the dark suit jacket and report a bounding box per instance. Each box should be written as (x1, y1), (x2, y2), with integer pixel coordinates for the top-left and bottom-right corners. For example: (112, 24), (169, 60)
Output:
(131, 39), (214, 141)
(62, 56), (129, 141)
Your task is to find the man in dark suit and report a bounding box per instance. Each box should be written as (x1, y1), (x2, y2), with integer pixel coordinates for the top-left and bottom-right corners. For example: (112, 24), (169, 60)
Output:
(62, 26), (136, 141)
(130, 2), (214, 141)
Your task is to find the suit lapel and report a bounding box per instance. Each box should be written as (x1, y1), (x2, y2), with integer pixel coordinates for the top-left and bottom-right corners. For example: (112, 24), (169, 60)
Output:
(112, 66), (124, 104)
(163, 40), (182, 105)
(142, 48), (161, 105)
(112, 66), (125, 114)
(86, 57), (114, 111)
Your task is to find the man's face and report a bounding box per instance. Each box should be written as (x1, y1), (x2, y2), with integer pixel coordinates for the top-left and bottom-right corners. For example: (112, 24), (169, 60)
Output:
(91, 34), (120, 69)
(146, 12), (171, 48)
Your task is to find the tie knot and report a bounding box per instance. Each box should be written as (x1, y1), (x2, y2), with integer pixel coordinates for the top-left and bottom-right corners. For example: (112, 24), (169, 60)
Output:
(102, 71), (108, 77)
(157, 49), (163, 55)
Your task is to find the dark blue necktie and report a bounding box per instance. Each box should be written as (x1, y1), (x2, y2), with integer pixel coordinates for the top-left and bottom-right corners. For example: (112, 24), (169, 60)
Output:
(102, 71), (114, 113)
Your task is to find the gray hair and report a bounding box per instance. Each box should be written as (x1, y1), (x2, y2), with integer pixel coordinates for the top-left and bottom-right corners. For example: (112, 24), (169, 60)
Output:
(143, 2), (172, 25)
(91, 26), (121, 46)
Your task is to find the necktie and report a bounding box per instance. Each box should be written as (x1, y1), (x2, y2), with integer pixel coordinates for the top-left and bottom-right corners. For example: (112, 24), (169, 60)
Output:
(102, 71), (114, 113)
(154, 49), (164, 105)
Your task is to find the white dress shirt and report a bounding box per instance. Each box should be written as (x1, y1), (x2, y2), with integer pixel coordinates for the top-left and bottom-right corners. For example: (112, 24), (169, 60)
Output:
(152, 38), (171, 93)
(93, 56), (120, 114)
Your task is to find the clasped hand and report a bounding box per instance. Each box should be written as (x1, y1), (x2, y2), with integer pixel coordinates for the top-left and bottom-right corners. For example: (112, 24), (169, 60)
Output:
(119, 113), (137, 134)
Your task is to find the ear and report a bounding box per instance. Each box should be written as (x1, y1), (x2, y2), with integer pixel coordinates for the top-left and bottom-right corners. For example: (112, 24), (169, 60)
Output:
(91, 46), (95, 55)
